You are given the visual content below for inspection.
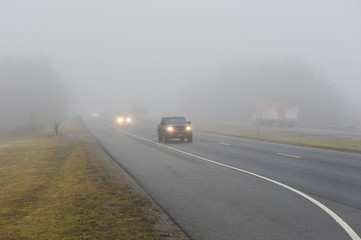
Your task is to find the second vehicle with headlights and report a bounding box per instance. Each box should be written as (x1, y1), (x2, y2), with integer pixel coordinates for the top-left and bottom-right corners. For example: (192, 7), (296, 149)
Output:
(157, 116), (193, 143)
(115, 114), (133, 126)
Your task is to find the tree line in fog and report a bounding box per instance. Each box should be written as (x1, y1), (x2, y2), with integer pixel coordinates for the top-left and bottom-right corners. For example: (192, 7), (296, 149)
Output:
(0, 57), (71, 134)
(177, 59), (360, 128)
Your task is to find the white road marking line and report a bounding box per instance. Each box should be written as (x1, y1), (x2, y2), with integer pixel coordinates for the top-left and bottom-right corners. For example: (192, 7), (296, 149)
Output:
(218, 142), (231, 146)
(277, 153), (301, 158)
(99, 119), (361, 240)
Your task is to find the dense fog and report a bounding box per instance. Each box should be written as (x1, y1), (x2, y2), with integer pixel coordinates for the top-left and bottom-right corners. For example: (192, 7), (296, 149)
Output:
(1, 1), (360, 131)
(178, 59), (358, 126)
(0, 57), (70, 134)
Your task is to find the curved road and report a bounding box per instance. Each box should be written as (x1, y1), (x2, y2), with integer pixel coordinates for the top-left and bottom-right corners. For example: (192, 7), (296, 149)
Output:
(84, 118), (361, 240)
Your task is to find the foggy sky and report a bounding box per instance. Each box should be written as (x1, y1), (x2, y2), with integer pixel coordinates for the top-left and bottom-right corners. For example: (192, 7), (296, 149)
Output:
(1, 0), (361, 117)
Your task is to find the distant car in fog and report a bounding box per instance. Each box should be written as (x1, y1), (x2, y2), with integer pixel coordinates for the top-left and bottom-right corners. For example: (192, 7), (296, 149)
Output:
(92, 113), (99, 117)
(115, 114), (133, 125)
(157, 116), (193, 143)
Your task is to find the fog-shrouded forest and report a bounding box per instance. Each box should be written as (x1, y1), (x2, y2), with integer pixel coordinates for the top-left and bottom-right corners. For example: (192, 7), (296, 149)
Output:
(1, 0), (360, 132)
(2, 56), (360, 131)
(0, 57), (70, 134)
(176, 59), (360, 127)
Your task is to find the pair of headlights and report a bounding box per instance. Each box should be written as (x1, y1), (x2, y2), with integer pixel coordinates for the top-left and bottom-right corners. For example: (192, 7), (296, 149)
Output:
(167, 126), (191, 131)
(117, 117), (132, 123)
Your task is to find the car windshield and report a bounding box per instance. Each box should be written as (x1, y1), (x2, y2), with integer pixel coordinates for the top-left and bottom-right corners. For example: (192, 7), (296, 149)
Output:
(165, 117), (187, 124)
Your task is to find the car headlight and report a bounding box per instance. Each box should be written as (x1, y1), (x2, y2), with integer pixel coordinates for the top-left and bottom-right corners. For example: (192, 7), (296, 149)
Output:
(186, 126), (191, 131)
(117, 117), (124, 123)
(167, 126), (174, 132)
(126, 117), (132, 123)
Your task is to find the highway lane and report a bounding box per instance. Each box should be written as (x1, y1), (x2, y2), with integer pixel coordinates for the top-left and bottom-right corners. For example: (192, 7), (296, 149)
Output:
(128, 120), (361, 208)
(167, 133), (361, 209)
(84, 118), (361, 240)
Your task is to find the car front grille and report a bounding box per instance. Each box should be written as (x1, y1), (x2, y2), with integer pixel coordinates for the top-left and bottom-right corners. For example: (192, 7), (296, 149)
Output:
(174, 126), (186, 131)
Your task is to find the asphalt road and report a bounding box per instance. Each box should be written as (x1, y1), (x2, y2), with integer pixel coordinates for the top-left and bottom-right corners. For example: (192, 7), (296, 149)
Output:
(84, 118), (361, 240)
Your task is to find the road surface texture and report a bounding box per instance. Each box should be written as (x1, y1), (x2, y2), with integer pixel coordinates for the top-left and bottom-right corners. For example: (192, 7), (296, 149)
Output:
(84, 118), (361, 240)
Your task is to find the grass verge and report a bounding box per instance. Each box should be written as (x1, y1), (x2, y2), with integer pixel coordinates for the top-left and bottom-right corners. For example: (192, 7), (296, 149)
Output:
(0, 123), (188, 240)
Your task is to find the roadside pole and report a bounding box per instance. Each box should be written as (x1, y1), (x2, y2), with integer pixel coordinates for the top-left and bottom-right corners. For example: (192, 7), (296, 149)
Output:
(55, 122), (60, 136)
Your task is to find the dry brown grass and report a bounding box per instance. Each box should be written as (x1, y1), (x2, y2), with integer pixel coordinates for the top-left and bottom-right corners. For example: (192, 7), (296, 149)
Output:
(278, 138), (361, 152)
(0, 131), (188, 240)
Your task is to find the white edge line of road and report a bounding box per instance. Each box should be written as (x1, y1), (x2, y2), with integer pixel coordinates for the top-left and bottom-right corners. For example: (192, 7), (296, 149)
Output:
(101, 120), (360, 240)
(276, 153), (301, 158)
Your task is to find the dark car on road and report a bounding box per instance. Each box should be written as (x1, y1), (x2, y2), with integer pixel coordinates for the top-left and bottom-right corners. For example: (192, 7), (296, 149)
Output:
(157, 116), (193, 143)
